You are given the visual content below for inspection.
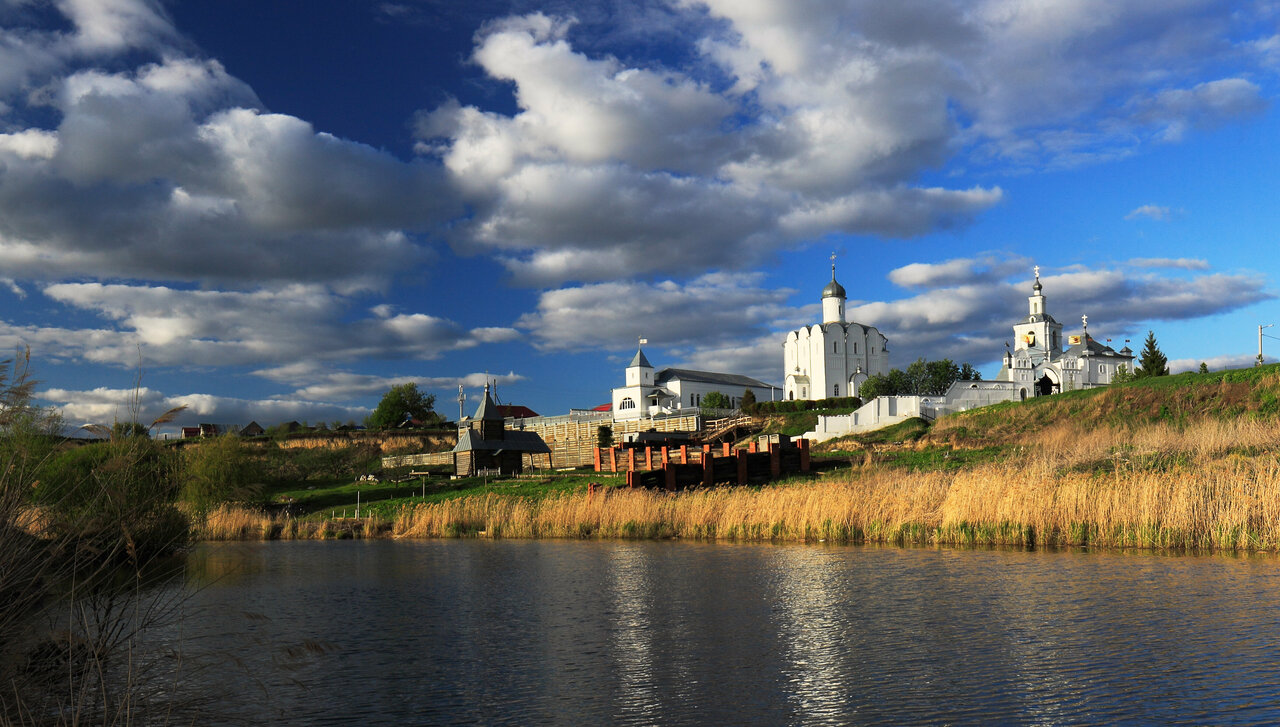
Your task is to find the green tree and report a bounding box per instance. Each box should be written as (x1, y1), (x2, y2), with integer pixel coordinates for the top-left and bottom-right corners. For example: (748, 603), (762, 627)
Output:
(858, 373), (891, 401)
(700, 391), (731, 411)
(366, 383), (440, 429)
(1113, 363), (1134, 383)
(886, 369), (911, 396)
(596, 424), (613, 449)
(924, 359), (961, 395)
(1134, 330), (1170, 378)
(959, 363), (979, 381)
(1199, 362), (1209, 374)
(901, 358), (961, 396)
(181, 434), (259, 513)
(905, 358), (929, 395)
(740, 388), (757, 413)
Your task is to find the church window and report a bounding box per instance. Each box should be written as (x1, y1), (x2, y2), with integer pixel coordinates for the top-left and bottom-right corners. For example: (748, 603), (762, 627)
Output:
(801, 387), (807, 398)
(620, 398), (635, 410)
(834, 384), (839, 396)
(788, 391), (794, 400)
(854, 342), (858, 354)
(834, 342), (839, 354)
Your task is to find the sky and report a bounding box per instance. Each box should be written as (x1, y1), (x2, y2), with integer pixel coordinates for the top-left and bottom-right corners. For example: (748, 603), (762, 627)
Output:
(0, 0), (1278, 434)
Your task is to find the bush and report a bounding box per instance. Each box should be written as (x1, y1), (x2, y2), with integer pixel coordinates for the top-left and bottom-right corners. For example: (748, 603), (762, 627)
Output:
(752, 396), (862, 415)
(182, 434), (261, 513)
(35, 437), (187, 560)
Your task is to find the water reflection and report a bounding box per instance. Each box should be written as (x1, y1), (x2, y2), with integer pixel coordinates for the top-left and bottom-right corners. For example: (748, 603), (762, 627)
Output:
(175, 541), (1280, 725)
(606, 544), (660, 722)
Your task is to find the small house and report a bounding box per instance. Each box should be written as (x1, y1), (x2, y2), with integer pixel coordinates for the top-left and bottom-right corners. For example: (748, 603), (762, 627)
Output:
(452, 384), (551, 476)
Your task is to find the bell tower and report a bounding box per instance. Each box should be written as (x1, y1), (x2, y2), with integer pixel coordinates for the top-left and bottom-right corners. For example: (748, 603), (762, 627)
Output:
(1012, 266), (1063, 359)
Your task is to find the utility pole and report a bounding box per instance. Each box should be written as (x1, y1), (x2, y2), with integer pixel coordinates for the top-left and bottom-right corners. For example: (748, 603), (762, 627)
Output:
(1260, 324), (1274, 366)
(457, 384), (465, 422)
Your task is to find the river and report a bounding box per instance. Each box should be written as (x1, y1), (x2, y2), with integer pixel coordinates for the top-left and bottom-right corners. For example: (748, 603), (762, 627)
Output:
(171, 540), (1280, 725)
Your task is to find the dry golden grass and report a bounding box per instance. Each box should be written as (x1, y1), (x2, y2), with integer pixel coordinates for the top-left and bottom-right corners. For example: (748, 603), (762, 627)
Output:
(194, 417), (1280, 552)
(196, 504), (392, 541)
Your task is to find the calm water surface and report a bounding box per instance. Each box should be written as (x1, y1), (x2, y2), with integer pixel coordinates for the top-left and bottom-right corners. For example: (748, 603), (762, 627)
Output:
(177, 540), (1280, 725)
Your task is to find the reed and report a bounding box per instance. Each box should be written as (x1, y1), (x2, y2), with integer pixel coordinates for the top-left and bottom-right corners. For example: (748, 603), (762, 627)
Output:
(195, 417), (1280, 552)
(383, 416), (1280, 551)
(196, 504), (394, 540)
(381, 455), (1280, 550)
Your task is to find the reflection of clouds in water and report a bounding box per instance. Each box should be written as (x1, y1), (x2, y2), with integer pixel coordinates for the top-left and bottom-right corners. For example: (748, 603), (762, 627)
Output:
(766, 547), (853, 723)
(607, 544), (661, 721)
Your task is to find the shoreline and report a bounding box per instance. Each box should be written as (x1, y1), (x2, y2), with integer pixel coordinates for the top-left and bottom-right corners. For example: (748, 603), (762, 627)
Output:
(196, 453), (1280, 552)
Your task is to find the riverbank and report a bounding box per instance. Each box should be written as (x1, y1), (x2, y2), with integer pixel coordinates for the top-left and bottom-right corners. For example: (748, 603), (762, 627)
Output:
(197, 412), (1280, 550)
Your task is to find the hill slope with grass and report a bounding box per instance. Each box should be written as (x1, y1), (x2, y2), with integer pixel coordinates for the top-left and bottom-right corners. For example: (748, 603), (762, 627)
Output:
(929, 364), (1280, 447)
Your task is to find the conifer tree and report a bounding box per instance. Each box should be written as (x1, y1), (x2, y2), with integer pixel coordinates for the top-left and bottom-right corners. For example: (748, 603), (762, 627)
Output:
(1135, 330), (1169, 378)
(1199, 362), (1209, 374)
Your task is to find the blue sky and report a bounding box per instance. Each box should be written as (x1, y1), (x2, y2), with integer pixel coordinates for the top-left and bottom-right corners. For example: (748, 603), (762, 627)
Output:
(0, 0), (1277, 433)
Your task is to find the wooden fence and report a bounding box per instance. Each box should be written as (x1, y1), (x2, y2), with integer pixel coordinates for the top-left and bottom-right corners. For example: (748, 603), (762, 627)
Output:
(514, 414), (702, 469)
(594, 438), (810, 490)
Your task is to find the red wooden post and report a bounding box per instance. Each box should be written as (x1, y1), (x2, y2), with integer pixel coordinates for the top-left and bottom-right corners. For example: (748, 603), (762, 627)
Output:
(661, 446), (669, 465)
(770, 443), (781, 479)
(799, 438), (810, 472)
(645, 446), (653, 470)
(624, 471), (633, 488)
(722, 442), (731, 457)
(748, 441), (758, 453)
(594, 447), (602, 472)
(609, 447), (617, 473)
(736, 448), (747, 485)
(680, 445), (688, 465)
(664, 465), (676, 491)
(628, 447), (636, 472)
(703, 450), (714, 487)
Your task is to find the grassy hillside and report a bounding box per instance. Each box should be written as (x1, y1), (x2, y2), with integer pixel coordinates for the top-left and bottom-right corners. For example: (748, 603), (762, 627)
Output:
(932, 364), (1280, 446)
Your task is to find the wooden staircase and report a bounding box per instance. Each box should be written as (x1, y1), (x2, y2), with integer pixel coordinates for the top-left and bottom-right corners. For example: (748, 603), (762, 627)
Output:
(699, 415), (760, 444)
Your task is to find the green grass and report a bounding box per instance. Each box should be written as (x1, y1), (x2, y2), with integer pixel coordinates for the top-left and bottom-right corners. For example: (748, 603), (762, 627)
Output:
(756, 406), (862, 438)
(874, 445), (1010, 471)
(933, 363), (1280, 445)
(261, 471), (626, 519)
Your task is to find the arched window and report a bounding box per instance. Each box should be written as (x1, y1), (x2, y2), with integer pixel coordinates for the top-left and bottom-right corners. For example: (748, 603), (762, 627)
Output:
(620, 397), (635, 410)
(833, 341), (839, 354)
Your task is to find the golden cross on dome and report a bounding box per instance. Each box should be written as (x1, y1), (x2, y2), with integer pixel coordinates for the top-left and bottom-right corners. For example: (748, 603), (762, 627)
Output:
(1033, 265), (1040, 280)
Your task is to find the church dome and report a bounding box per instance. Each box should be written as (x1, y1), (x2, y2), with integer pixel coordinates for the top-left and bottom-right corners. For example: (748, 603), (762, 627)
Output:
(822, 278), (846, 299)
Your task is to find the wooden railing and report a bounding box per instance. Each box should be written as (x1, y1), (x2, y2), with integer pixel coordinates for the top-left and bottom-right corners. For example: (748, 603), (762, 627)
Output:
(593, 438), (810, 489)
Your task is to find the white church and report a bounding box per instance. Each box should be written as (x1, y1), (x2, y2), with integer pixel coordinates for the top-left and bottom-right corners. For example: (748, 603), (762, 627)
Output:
(993, 266), (1134, 396)
(801, 266), (1137, 442)
(782, 261), (890, 400)
(610, 346), (778, 421)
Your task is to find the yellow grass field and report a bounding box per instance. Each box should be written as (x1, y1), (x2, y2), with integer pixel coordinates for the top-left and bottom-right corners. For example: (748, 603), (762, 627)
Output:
(196, 416), (1280, 551)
